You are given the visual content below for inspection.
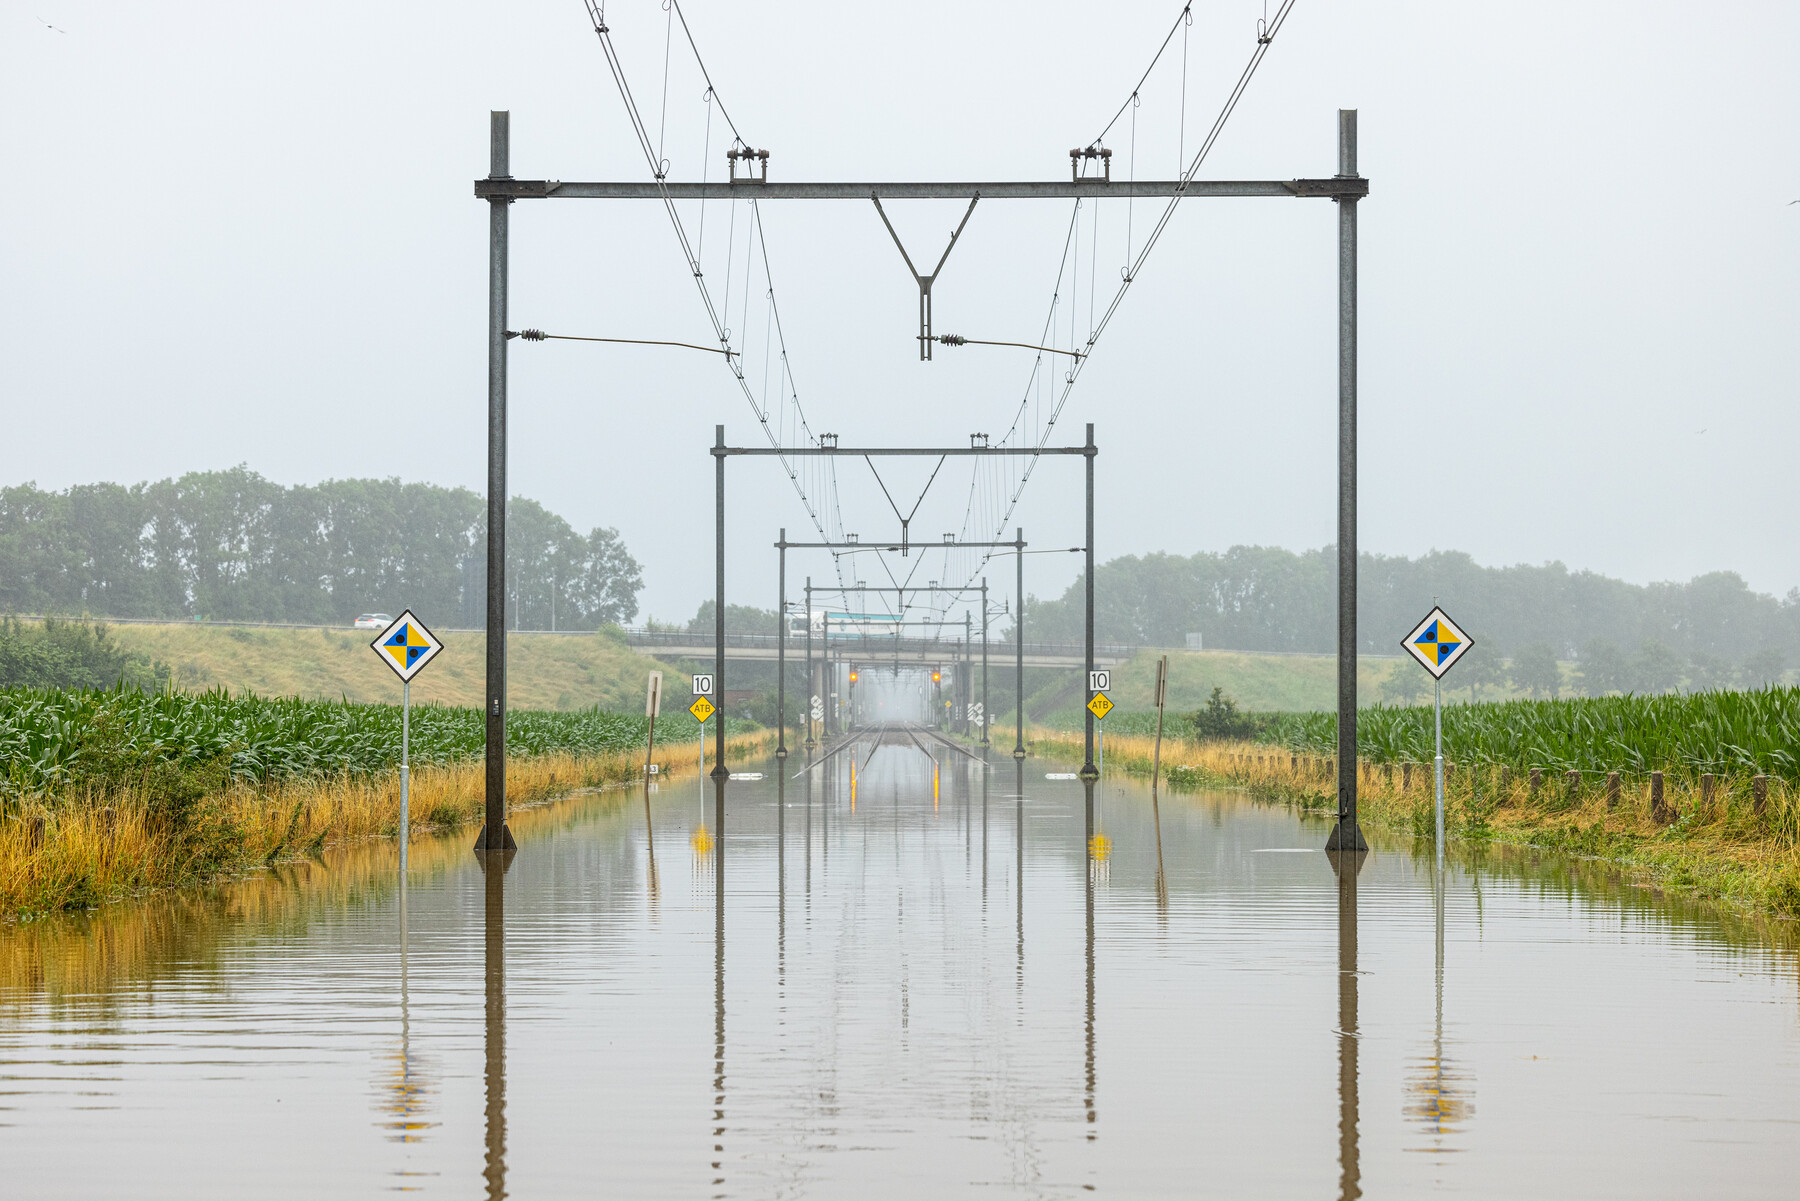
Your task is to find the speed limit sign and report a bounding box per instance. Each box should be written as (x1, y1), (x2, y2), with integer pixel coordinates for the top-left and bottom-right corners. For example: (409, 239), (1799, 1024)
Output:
(693, 674), (714, 695)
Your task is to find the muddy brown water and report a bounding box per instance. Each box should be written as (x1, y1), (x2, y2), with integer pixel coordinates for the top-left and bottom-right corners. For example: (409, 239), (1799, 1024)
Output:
(2, 750), (1799, 1198)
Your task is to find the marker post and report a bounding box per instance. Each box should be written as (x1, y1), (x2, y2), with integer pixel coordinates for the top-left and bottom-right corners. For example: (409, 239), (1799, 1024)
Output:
(400, 679), (410, 872)
(1400, 604), (1472, 874)
(370, 611), (446, 871)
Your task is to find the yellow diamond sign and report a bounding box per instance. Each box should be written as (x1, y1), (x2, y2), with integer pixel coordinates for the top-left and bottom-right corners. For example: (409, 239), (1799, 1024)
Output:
(1087, 692), (1114, 720)
(689, 695), (716, 723)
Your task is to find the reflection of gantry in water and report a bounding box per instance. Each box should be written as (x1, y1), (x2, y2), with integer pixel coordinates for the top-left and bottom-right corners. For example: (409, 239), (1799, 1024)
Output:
(791, 721), (986, 780)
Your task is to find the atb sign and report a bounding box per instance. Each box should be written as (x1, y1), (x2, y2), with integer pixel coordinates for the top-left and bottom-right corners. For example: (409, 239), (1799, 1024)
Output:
(371, 611), (444, 682)
(1402, 607), (1473, 679)
(1087, 669), (1113, 721)
(689, 674), (716, 723)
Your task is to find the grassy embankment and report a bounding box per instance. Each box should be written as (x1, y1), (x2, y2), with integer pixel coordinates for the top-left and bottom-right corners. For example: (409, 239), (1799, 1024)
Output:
(1001, 649), (1413, 731)
(0, 685), (764, 915)
(1029, 687), (1800, 917)
(102, 620), (691, 710)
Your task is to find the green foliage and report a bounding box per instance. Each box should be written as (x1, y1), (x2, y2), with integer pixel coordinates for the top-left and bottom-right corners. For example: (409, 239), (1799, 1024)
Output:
(0, 617), (169, 690)
(1192, 686), (1261, 741)
(1017, 547), (1800, 668)
(1262, 686), (1800, 779)
(0, 469), (642, 628)
(0, 684), (717, 807)
(1510, 641), (1563, 697)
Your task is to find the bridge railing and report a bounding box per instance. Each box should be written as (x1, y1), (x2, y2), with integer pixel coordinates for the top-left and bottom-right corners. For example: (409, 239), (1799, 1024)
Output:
(617, 628), (1138, 660)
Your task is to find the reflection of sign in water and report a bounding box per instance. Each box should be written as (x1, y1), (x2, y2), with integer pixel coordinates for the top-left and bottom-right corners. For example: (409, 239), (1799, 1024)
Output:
(1402, 606), (1473, 679)
(1087, 692), (1114, 720)
(688, 696), (715, 722)
(380, 1049), (435, 1143)
(1405, 1050), (1475, 1139)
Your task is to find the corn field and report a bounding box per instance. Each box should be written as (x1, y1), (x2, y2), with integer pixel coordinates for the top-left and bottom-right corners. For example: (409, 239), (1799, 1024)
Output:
(0, 684), (705, 805)
(1261, 687), (1800, 779)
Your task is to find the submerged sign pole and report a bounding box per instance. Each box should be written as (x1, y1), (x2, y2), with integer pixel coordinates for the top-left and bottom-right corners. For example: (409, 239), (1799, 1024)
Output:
(1401, 604), (1473, 872)
(371, 611), (446, 871)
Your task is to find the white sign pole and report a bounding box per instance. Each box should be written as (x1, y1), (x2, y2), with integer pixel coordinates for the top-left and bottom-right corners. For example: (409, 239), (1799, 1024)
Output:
(400, 678), (410, 874)
(1434, 675), (1444, 874)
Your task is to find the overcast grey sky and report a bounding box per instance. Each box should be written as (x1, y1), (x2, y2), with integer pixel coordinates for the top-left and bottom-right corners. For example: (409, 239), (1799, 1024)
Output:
(4, 1), (1797, 624)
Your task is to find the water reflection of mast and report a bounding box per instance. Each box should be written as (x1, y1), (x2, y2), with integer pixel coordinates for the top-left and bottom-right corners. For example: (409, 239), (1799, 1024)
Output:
(1083, 776), (1098, 1137)
(980, 750), (989, 909)
(1014, 760), (1025, 988)
(479, 846), (513, 1201)
(711, 774), (727, 1191)
(1328, 846), (1366, 1201)
(776, 772), (786, 976)
(804, 747), (813, 901)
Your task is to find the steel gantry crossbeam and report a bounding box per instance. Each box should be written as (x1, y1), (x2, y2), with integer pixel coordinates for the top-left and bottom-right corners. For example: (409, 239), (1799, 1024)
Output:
(477, 109), (1365, 850)
(474, 179), (1368, 201)
(725, 427), (1095, 779)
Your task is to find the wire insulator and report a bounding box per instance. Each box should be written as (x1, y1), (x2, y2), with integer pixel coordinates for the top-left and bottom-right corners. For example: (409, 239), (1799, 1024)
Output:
(519, 328), (546, 341)
(937, 335), (966, 346)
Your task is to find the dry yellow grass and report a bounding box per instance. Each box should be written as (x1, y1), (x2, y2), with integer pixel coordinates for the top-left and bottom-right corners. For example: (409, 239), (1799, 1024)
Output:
(0, 767), (681, 999)
(0, 729), (774, 915)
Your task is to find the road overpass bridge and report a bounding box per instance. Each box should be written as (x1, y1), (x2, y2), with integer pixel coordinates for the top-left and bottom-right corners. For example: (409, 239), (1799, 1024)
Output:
(619, 629), (1134, 670)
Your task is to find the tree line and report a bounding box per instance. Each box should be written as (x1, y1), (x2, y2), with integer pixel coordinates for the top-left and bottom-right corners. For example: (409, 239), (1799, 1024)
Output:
(0, 468), (643, 630)
(1023, 546), (1796, 695)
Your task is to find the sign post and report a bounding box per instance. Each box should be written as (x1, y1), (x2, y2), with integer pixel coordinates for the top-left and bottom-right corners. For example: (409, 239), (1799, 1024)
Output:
(689, 673), (716, 772)
(1401, 604), (1473, 873)
(1086, 670), (1112, 778)
(645, 671), (663, 779)
(370, 611), (446, 872)
(1150, 655), (1169, 793)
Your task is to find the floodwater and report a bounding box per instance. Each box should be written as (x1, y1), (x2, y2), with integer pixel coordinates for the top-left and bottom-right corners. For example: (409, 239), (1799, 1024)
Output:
(3, 743), (1800, 1199)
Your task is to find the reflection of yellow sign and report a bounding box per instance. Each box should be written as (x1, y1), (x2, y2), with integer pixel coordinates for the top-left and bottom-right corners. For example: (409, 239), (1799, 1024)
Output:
(1087, 692), (1114, 720)
(689, 696), (715, 722)
(1088, 833), (1112, 860)
(691, 825), (713, 856)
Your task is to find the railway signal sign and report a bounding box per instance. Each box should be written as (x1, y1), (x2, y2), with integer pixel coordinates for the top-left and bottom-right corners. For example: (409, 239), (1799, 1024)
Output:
(1087, 692), (1115, 720)
(1403, 607), (1473, 679)
(692, 674), (714, 695)
(689, 695), (716, 723)
(1088, 670), (1110, 692)
(370, 611), (443, 682)
(810, 694), (824, 721)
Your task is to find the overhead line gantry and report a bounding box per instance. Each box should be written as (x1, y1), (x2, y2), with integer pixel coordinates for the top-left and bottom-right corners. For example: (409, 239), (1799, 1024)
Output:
(476, 108), (1367, 854)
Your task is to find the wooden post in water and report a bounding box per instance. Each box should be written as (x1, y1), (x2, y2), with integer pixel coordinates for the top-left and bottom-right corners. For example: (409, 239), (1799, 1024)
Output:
(1149, 656), (1169, 794)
